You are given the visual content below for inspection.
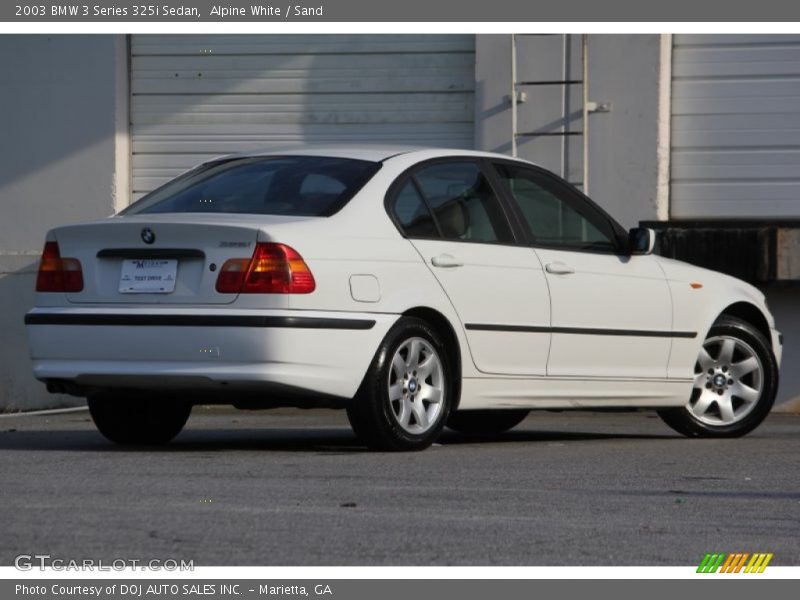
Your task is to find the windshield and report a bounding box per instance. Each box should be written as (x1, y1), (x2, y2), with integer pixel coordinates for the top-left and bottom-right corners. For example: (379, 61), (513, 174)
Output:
(122, 156), (381, 217)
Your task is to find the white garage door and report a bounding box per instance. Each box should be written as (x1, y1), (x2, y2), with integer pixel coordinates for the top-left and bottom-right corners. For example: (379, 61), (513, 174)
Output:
(129, 34), (476, 200)
(671, 34), (800, 218)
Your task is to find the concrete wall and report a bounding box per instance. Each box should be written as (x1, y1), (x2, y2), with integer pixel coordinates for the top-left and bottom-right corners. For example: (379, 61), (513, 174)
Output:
(474, 35), (514, 156)
(475, 34), (664, 228)
(764, 288), (800, 407)
(583, 35), (664, 228)
(0, 35), (122, 410)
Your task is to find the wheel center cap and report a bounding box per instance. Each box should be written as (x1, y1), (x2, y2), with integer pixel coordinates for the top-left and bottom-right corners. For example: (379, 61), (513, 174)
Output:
(713, 374), (727, 388)
(408, 379), (418, 393)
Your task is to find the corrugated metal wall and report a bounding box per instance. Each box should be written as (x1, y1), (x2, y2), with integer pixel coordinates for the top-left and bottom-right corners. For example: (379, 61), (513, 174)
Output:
(129, 34), (476, 200)
(671, 34), (800, 218)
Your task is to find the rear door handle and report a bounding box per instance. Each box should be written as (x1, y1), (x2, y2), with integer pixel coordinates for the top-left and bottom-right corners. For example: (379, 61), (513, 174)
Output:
(431, 254), (463, 268)
(545, 261), (575, 275)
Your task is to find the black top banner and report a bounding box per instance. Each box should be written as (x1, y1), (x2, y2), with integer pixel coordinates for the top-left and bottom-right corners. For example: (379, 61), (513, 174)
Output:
(4, 0), (800, 22)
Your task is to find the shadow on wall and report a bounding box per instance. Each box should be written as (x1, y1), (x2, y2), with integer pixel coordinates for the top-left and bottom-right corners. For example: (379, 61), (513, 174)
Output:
(763, 287), (800, 407)
(0, 35), (119, 411)
(0, 260), (81, 412)
(0, 35), (117, 189)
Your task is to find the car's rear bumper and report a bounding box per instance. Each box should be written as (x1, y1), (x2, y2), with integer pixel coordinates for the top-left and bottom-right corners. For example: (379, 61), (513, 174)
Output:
(25, 308), (398, 399)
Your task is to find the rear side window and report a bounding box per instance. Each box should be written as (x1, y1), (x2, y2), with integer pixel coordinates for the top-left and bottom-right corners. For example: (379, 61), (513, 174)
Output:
(391, 161), (514, 244)
(122, 156), (381, 217)
(393, 182), (438, 238)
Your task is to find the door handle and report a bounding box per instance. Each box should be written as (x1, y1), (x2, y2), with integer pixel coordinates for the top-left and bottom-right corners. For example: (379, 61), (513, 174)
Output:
(545, 262), (575, 275)
(431, 254), (463, 268)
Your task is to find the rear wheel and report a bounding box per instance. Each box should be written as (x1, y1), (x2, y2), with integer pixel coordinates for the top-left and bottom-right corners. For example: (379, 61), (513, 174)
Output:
(347, 317), (453, 451)
(657, 316), (778, 438)
(88, 392), (192, 445)
(446, 410), (529, 435)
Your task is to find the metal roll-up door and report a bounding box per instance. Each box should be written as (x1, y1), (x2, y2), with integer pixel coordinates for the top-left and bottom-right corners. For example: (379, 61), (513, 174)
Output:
(129, 34), (476, 200)
(671, 34), (800, 218)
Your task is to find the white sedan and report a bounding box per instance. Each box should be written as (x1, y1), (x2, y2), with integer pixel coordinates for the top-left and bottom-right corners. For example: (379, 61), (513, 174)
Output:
(25, 147), (782, 450)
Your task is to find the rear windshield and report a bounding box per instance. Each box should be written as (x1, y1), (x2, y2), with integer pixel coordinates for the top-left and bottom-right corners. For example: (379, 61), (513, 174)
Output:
(121, 156), (381, 217)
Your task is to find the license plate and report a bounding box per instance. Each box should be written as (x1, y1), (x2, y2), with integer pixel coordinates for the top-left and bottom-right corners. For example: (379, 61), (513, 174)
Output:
(119, 259), (178, 293)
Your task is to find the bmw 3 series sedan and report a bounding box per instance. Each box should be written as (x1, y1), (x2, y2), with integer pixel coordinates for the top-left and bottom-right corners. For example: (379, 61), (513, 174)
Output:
(25, 147), (782, 450)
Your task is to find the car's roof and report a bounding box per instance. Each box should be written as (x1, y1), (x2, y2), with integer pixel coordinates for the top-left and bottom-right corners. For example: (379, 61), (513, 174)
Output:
(221, 145), (527, 164)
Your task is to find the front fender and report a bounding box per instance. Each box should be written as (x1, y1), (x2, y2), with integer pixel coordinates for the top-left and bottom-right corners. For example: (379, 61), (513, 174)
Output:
(655, 256), (776, 379)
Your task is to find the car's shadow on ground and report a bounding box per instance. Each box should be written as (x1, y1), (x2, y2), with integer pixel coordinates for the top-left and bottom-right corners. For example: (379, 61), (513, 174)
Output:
(0, 426), (678, 453)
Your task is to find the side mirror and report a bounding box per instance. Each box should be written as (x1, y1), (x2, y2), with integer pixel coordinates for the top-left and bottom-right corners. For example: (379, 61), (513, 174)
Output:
(628, 227), (656, 256)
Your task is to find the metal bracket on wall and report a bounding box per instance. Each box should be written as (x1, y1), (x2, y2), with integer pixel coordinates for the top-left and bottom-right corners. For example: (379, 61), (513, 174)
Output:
(504, 90), (528, 105)
(586, 101), (612, 113)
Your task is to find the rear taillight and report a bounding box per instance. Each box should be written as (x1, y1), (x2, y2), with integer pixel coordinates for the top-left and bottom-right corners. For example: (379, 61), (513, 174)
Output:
(36, 241), (83, 293)
(215, 243), (316, 294)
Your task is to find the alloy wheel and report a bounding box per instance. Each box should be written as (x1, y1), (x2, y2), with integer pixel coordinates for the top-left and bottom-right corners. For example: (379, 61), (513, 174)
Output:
(688, 335), (764, 426)
(387, 337), (445, 434)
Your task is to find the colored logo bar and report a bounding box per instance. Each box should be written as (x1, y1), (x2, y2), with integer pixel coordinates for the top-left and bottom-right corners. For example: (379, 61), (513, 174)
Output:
(697, 553), (773, 573)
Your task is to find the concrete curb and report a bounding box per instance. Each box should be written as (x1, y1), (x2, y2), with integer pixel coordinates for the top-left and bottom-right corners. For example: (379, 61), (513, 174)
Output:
(1, 402), (798, 417)
(0, 406), (88, 418)
(773, 398), (800, 415)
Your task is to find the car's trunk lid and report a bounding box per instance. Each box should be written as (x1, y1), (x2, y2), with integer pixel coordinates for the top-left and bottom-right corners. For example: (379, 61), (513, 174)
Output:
(56, 214), (295, 305)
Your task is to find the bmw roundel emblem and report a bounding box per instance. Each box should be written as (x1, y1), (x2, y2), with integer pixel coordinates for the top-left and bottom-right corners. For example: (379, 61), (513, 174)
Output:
(141, 228), (155, 244)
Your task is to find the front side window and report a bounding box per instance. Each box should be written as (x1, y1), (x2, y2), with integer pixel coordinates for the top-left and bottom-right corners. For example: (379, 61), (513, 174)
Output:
(408, 162), (514, 244)
(122, 156), (381, 217)
(494, 164), (618, 252)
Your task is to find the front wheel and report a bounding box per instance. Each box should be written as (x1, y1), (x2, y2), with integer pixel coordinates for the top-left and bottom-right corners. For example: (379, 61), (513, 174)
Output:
(347, 317), (453, 451)
(657, 316), (778, 438)
(88, 392), (192, 445)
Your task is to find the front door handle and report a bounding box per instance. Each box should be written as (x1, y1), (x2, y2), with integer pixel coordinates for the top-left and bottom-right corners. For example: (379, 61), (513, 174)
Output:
(545, 261), (575, 275)
(431, 254), (464, 268)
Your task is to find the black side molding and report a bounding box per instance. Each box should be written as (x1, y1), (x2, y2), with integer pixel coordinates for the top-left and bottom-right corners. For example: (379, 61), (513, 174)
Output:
(24, 313), (376, 330)
(465, 323), (697, 339)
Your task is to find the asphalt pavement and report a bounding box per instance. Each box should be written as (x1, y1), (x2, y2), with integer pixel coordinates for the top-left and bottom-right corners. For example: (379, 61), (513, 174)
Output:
(1, 406), (798, 566)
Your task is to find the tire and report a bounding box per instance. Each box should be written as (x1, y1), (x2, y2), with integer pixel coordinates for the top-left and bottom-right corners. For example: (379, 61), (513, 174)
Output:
(347, 316), (453, 451)
(88, 392), (192, 445)
(657, 316), (778, 438)
(447, 410), (529, 435)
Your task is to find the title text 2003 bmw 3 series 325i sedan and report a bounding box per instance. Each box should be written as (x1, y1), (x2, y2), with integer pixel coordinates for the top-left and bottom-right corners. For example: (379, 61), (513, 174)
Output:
(26, 147), (782, 450)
